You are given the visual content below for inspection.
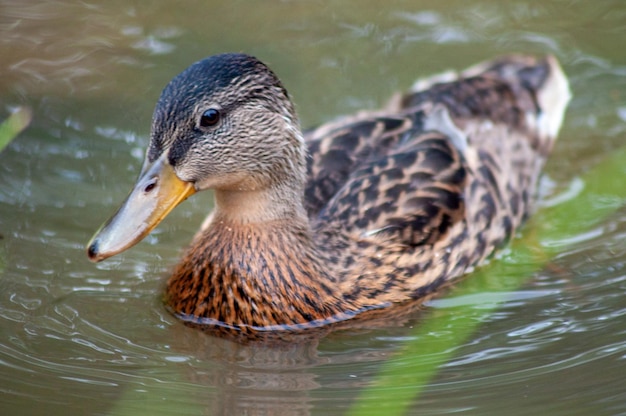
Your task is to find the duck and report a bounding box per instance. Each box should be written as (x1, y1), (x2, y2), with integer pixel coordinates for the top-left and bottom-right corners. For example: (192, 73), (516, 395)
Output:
(87, 53), (570, 340)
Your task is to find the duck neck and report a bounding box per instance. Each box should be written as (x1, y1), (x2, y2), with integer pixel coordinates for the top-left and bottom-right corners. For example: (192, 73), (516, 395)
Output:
(212, 181), (308, 226)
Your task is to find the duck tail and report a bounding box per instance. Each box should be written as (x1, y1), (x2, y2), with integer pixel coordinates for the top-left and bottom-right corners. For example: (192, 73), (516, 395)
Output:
(400, 55), (571, 156)
(461, 54), (571, 154)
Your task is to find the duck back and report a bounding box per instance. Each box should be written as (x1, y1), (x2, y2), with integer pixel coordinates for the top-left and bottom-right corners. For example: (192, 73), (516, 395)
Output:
(299, 55), (570, 305)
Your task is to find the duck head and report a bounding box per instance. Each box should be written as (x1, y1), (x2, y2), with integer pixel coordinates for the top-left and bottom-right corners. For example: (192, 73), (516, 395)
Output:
(87, 53), (306, 262)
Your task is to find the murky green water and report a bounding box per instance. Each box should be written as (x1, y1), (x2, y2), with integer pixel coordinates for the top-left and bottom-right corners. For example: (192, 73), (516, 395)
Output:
(2, 1), (626, 415)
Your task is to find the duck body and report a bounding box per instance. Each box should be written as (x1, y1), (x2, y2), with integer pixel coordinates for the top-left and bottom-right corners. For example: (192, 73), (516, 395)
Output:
(88, 53), (570, 339)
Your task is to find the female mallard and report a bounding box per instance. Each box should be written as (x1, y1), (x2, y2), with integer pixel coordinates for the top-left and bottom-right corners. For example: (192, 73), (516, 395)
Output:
(87, 53), (570, 339)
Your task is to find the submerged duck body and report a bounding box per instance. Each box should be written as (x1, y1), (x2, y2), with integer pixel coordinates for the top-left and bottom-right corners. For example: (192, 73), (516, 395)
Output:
(88, 53), (570, 340)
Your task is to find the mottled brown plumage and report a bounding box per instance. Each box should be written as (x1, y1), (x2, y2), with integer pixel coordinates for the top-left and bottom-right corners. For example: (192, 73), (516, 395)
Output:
(88, 53), (570, 342)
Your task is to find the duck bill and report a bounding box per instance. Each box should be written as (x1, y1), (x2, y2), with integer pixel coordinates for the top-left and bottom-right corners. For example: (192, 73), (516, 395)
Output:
(86, 154), (195, 262)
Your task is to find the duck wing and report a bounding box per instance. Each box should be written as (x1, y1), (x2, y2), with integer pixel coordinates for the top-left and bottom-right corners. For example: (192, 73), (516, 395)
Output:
(307, 111), (467, 247)
(303, 55), (570, 250)
(303, 115), (411, 216)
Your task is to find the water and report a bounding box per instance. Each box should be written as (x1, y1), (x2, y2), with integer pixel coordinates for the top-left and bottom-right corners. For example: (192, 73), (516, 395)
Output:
(1, 1), (626, 414)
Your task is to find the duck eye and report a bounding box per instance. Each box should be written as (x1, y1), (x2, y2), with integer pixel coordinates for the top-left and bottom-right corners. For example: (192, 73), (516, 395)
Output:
(199, 108), (220, 127)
